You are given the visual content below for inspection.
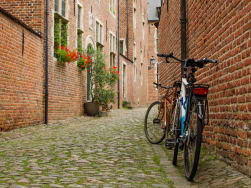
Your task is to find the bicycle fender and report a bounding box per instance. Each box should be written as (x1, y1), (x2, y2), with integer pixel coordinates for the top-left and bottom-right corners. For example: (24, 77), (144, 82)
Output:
(197, 101), (203, 120)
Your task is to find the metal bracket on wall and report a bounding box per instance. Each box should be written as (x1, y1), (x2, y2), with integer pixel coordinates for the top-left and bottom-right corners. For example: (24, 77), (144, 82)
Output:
(22, 30), (25, 56)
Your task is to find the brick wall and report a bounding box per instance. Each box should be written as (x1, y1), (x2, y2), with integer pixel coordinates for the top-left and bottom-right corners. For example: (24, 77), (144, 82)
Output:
(0, 0), (44, 34)
(0, 0), (157, 128)
(158, 0), (251, 176)
(0, 10), (44, 131)
(119, 0), (158, 107)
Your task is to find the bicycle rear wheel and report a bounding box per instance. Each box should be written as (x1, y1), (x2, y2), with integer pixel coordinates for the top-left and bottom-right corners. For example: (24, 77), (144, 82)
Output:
(184, 100), (203, 181)
(172, 101), (180, 166)
(144, 101), (166, 144)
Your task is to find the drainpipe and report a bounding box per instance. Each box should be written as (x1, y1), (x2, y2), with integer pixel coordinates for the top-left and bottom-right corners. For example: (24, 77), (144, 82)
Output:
(117, 0), (120, 108)
(180, 0), (187, 76)
(45, 0), (49, 124)
(126, 0), (129, 57)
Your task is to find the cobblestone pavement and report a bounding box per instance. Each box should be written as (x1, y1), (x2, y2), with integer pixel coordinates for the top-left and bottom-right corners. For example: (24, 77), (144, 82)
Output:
(0, 108), (250, 188)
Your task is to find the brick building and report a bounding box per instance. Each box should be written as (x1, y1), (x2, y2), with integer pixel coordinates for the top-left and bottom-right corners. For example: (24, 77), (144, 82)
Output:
(157, 0), (251, 176)
(0, 7), (44, 131)
(0, 1), (158, 129)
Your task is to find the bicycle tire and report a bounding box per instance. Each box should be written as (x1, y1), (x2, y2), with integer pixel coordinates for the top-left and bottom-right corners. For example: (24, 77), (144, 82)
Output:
(184, 99), (203, 181)
(144, 101), (166, 144)
(172, 101), (180, 166)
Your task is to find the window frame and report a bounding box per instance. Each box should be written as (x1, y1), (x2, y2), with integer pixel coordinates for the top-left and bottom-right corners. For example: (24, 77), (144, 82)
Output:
(96, 19), (104, 46)
(109, 0), (116, 16)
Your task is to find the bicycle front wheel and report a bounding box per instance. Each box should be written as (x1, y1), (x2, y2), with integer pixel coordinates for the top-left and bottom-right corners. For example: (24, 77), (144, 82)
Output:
(144, 101), (166, 144)
(184, 99), (203, 181)
(172, 101), (181, 166)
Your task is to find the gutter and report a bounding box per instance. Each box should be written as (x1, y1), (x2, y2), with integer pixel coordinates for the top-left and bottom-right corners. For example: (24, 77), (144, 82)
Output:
(180, 0), (187, 76)
(45, 0), (49, 124)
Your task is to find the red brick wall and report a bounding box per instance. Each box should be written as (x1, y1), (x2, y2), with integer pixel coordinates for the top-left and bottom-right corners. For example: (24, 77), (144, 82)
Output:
(0, 11), (44, 131)
(158, 0), (181, 95)
(158, 0), (251, 176)
(119, 0), (158, 107)
(0, 0), (44, 34)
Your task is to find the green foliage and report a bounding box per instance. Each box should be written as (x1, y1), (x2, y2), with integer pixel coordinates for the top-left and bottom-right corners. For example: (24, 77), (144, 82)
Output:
(61, 22), (68, 46)
(54, 16), (68, 58)
(88, 49), (119, 110)
(54, 18), (60, 55)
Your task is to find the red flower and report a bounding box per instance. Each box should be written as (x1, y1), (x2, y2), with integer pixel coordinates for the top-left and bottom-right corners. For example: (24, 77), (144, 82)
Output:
(113, 66), (117, 69)
(112, 77), (114, 80)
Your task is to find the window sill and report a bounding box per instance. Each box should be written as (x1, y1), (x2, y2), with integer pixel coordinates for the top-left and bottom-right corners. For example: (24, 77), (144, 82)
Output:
(54, 12), (69, 23)
(77, 28), (84, 34)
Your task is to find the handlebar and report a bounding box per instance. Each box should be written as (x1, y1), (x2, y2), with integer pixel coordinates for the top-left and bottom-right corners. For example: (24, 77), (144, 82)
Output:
(153, 82), (172, 90)
(157, 52), (217, 68)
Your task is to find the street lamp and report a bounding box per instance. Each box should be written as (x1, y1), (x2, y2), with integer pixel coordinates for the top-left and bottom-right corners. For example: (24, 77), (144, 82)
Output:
(148, 56), (156, 70)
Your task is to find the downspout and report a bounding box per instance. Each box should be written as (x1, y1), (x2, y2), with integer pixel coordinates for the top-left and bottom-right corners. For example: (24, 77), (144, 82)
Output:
(45, 0), (49, 124)
(126, 0), (129, 57)
(117, 0), (120, 108)
(180, 0), (187, 76)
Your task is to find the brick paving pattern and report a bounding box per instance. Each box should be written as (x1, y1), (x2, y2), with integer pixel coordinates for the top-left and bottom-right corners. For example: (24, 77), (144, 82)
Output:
(0, 108), (250, 187)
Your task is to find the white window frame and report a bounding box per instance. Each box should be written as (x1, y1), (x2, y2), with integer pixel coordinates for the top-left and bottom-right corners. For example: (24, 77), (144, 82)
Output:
(110, 32), (116, 53)
(96, 19), (104, 45)
(53, 0), (69, 59)
(119, 39), (125, 55)
(134, 42), (137, 82)
(122, 62), (127, 99)
(140, 63), (143, 86)
(133, 0), (136, 29)
(89, 11), (94, 30)
(54, 0), (69, 19)
(110, 0), (116, 16)
(154, 28), (159, 53)
(76, 2), (84, 31)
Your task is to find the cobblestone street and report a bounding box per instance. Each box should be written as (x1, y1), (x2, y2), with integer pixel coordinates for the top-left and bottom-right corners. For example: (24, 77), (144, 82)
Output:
(0, 108), (250, 188)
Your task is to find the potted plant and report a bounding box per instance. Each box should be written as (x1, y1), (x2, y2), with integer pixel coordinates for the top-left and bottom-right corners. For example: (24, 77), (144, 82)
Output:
(55, 46), (79, 64)
(84, 49), (119, 116)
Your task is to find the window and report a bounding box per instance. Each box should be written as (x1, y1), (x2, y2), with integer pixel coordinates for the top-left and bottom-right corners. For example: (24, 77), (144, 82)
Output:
(61, 0), (66, 17)
(120, 40), (124, 55)
(55, 0), (59, 12)
(110, 0), (115, 15)
(154, 28), (159, 53)
(110, 33), (116, 67)
(133, 42), (136, 60)
(123, 63), (127, 99)
(133, 42), (137, 82)
(77, 4), (83, 52)
(89, 10), (93, 29)
(140, 63), (143, 86)
(142, 22), (145, 40)
(133, 8), (136, 29)
(133, 0), (136, 29)
(96, 20), (104, 49)
(54, 0), (68, 56)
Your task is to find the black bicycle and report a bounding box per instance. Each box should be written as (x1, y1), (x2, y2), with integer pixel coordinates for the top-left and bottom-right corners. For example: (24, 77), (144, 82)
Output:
(157, 52), (217, 181)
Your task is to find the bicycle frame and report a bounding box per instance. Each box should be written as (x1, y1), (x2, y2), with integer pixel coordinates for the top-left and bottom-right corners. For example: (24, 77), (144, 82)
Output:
(180, 77), (189, 136)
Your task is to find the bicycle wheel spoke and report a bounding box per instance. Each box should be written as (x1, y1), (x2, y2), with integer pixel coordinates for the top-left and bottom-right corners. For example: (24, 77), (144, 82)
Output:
(144, 101), (166, 144)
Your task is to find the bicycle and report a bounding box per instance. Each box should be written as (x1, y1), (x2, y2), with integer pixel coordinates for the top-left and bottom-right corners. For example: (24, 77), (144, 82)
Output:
(144, 81), (181, 145)
(157, 52), (217, 181)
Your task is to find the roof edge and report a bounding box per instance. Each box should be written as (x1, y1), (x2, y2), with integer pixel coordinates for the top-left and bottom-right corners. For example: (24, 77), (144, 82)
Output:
(0, 6), (42, 38)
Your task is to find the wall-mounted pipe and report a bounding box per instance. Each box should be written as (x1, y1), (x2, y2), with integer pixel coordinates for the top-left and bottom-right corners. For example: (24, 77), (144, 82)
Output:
(117, 0), (120, 109)
(45, 0), (49, 124)
(180, 0), (187, 76)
